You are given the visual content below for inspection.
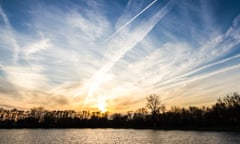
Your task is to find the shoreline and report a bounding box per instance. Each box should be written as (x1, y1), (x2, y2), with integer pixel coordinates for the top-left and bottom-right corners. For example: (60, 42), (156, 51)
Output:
(1, 127), (239, 132)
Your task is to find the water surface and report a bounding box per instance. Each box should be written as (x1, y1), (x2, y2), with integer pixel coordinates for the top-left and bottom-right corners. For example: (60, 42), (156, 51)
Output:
(0, 129), (239, 144)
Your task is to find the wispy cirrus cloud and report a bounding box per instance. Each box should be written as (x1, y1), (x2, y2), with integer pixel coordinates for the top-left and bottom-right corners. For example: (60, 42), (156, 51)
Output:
(0, 0), (240, 111)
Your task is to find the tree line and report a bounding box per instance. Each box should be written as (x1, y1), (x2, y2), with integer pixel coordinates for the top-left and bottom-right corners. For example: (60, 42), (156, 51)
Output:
(0, 92), (240, 131)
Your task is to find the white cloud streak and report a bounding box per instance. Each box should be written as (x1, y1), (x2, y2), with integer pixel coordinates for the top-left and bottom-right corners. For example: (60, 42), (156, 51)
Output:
(0, 1), (240, 111)
(80, 0), (172, 109)
(105, 0), (158, 41)
(0, 5), (20, 63)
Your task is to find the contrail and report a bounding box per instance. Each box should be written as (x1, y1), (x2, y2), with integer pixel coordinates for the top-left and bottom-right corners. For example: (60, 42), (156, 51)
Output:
(105, 0), (158, 42)
(153, 54), (240, 90)
(80, 0), (172, 111)
(161, 63), (240, 91)
(80, 0), (159, 110)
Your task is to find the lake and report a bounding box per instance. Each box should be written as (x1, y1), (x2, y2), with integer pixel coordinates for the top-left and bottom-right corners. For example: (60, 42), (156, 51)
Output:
(0, 129), (239, 144)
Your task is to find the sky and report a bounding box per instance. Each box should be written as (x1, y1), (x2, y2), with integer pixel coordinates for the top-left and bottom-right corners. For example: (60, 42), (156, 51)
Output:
(0, 0), (240, 113)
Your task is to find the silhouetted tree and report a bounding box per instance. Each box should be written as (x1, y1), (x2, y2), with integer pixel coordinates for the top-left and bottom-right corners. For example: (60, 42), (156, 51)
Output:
(146, 94), (165, 127)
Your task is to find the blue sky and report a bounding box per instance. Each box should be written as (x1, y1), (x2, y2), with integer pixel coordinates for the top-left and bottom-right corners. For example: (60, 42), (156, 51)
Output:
(0, 0), (240, 112)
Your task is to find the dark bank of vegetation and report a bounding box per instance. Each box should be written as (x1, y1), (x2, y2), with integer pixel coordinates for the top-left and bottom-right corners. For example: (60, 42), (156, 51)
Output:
(1, 92), (240, 131)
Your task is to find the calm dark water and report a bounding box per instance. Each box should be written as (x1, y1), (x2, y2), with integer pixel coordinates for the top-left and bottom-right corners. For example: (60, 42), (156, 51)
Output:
(0, 129), (239, 144)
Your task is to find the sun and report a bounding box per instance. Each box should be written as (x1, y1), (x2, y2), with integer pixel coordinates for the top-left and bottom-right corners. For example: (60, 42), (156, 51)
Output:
(97, 102), (107, 113)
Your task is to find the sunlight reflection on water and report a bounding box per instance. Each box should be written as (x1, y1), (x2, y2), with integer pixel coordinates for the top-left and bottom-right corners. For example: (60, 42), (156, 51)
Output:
(0, 129), (239, 144)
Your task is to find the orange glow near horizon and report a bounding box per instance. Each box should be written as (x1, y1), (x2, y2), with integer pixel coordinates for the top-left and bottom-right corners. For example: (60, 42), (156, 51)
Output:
(97, 101), (107, 113)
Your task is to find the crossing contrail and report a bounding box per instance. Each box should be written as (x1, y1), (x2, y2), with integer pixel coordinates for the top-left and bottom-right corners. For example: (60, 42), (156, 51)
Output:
(105, 0), (158, 42)
(80, 0), (173, 111)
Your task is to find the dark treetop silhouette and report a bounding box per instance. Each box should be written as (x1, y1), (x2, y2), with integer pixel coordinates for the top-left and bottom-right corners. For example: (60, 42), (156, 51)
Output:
(0, 92), (240, 131)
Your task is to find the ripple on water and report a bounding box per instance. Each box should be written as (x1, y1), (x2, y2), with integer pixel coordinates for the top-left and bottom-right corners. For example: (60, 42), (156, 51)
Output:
(0, 129), (240, 144)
